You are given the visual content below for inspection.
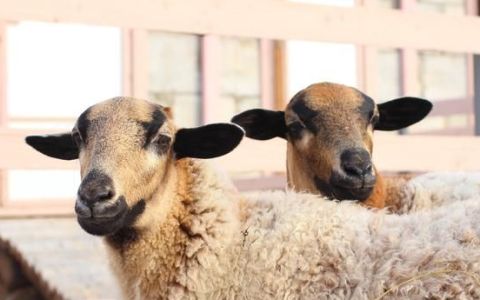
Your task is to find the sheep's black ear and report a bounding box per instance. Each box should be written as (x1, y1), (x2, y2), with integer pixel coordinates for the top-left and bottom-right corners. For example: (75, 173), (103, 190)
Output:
(25, 134), (79, 160)
(231, 109), (286, 140)
(375, 97), (433, 131)
(173, 123), (244, 159)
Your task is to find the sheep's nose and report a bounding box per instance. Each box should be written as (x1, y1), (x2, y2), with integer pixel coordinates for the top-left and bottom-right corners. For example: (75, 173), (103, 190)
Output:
(78, 171), (115, 205)
(340, 148), (373, 179)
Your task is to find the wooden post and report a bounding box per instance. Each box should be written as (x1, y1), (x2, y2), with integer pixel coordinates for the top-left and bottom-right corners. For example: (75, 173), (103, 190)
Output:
(131, 29), (149, 100)
(260, 39), (274, 109)
(200, 35), (220, 124)
(273, 41), (287, 110)
(0, 21), (7, 206)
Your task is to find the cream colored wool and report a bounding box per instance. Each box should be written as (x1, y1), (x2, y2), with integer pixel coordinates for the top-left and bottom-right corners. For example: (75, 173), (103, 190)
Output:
(385, 172), (480, 214)
(109, 159), (480, 299)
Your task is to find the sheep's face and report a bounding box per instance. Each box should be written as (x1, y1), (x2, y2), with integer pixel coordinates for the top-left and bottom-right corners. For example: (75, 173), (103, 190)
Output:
(26, 98), (244, 236)
(232, 82), (432, 202)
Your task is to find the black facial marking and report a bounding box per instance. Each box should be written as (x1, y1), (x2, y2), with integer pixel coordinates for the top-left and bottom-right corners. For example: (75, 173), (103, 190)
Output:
(106, 227), (139, 253)
(358, 92), (376, 123)
(314, 176), (335, 200)
(291, 92), (319, 134)
(124, 199), (146, 227)
(77, 108), (91, 142)
(106, 199), (146, 250)
(141, 109), (166, 148)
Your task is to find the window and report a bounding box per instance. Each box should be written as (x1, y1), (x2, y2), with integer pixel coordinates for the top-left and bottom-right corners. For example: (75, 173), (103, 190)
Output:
(7, 21), (122, 128)
(417, 0), (466, 15)
(218, 37), (261, 122)
(286, 41), (357, 98)
(411, 50), (472, 134)
(148, 32), (201, 128)
(5, 21), (122, 203)
(376, 49), (401, 100)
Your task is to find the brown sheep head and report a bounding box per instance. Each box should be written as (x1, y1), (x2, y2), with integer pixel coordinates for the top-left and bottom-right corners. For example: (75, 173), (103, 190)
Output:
(232, 82), (432, 206)
(26, 97), (244, 236)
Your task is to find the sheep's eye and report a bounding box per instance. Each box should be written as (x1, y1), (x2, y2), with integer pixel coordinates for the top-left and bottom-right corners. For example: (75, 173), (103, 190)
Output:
(154, 134), (171, 154)
(288, 122), (305, 140)
(72, 131), (83, 147)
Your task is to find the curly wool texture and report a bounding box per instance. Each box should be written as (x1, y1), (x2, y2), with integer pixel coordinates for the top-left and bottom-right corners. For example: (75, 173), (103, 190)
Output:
(384, 172), (480, 214)
(107, 160), (480, 299)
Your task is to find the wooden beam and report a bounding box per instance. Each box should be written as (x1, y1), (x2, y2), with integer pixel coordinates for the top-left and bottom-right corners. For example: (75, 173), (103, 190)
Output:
(1, 0), (480, 53)
(3, 127), (480, 179)
(0, 21), (6, 127)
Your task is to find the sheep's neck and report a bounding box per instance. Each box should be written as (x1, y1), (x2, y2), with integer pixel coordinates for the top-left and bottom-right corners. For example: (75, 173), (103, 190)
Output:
(361, 167), (385, 209)
(106, 158), (237, 299)
(104, 159), (189, 299)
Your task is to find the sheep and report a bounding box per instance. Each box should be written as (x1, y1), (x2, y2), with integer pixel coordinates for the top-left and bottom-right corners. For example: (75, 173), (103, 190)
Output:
(25, 97), (480, 299)
(232, 82), (434, 210)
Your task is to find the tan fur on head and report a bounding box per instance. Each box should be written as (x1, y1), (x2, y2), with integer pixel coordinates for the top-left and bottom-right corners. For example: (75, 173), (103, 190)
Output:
(76, 97), (175, 211)
(284, 82), (383, 207)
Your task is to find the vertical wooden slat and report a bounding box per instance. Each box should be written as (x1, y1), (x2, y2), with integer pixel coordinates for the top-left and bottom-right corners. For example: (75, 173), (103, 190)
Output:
(200, 35), (220, 123)
(359, 46), (379, 98)
(122, 29), (133, 96)
(474, 0), (480, 135)
(473, 55), (480, 135)
(260, 39), (274, 109)
(131, 29), (149, 100)
(466, 0), (478, 130)
(399, 0), (418, 96)
(273, 40), (287, 110)
(0, 170), (7, 207)
(0, 22), (8, 207)
(0, 21), (7, 127)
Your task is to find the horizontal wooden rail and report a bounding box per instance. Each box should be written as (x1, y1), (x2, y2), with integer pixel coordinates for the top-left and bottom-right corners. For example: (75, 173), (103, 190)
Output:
(1, 0), (480, 53)
(4, 129), (480, 172)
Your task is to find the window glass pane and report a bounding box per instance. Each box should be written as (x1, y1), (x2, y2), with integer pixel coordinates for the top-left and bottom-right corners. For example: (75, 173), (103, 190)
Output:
(7, 21), (122, 121)
(286, 41), (357, 98)
(219, 37), (261, 122)
(377, 49), (401, 100)
(410, 50), (472, 135)
(376, 0), (399, 8)
(290, 0), (354, 6)
(418, 51), (467, 100)
(8, 170), (79, 201)
(148, 32), (201, 128)
(417, 0), (466, 15)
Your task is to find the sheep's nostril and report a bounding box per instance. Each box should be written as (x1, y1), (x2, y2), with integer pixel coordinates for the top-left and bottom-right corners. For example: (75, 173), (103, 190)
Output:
(98, 189), (114, 201)
(342, 163), (363, 177)
(364, 163), (373, 175)
(340, 148), (373, 179)
(78, 170), (116, 205)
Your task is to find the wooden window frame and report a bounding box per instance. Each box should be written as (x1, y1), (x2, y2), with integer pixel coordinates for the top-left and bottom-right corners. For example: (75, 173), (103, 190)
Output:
(1, 0), (480, 216)
(357, 0), (477, 135)
(0, 22), (276, 216)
